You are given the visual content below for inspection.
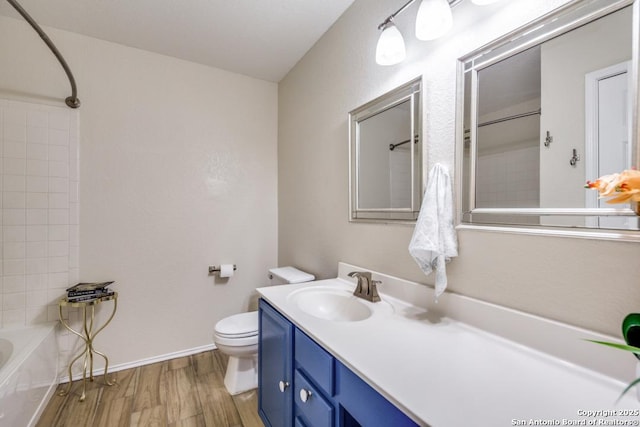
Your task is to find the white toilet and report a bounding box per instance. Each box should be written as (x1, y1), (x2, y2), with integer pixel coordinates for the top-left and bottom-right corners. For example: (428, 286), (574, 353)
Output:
(213, 266), (315, 395)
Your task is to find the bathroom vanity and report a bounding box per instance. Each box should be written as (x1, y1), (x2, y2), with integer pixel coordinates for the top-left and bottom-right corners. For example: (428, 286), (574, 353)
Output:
(257, 263), (639, 427)
(258, 298), (417, 427)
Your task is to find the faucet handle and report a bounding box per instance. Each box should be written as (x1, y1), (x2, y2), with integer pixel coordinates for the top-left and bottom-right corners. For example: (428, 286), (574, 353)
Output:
(369, 280), (382, 302)
(348, 271), (371, 279)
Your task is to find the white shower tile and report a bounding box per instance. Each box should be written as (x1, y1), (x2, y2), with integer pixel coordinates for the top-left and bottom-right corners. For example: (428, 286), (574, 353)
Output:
(49, 145), (69, 162)
(69, 155), (78, 180)
(26, 176), (48, 193)
(3, 141), (26, 159)
(69, 246), (78, 269)
(3, 225), (25, 242)
(49, 193), (69, 209)
(27, 143), (48, 160)
(48, 256), (68, 273)
(26, 192), (48, 208)
(4, 108), (26, 125)
(26, 241), (47, 258)
(48, 129), (69, 146)
(3, 259), (25, 275)
(26, 258), (48, 275)
(3, 192), (25, 209)
(4, 158), (26, 175)
(3, 174), (25, 192)
(48, 112), (69, 130)
(69, 181), (78, 203)
(47, 305), (60, 322)
(27, 111), (48, 128)
(69, 203), (78, 225)
(26, 307), (47, 325)
(48, 161), (69, 178)
(26, 225), (47, 242)
(48, 241), (69, 257)
(3, 209), (25, 225)
(48, 209), (69, 225)
(49, 177), (69, 193)
(3, 292), (25, 311)
(27, 126), (48, 144)
(48, 272), (69, 289)
(48, 225), (68, 241)
(68, 268), (79, 285)
(3, 309), (25, 327)
(26, 209), (48, 225)
(27, 159), (49, 177)
(4, 122), (26, 142)
(3, 275), (25, 293)
(69, 225), (78, 246)
(3, 242), (25, 259)
(25, 290), (49, 307)
(26, 274), (48, 291)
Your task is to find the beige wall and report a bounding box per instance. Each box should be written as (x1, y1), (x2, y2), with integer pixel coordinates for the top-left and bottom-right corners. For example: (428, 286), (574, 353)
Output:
(0, 16), (278, 367)
(278, 0), (640, 337)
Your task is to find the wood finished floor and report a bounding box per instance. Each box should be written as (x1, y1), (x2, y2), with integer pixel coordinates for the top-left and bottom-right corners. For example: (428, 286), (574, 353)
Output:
(36, 350), (264, 427)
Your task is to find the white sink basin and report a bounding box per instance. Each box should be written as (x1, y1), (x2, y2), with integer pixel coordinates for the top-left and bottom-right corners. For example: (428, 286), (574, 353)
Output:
(287, 287), (372, 321)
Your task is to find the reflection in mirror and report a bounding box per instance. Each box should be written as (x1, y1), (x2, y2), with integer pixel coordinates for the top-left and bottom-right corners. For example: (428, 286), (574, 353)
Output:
(349, 78), (422, 222)
(458, 0), (639, 232)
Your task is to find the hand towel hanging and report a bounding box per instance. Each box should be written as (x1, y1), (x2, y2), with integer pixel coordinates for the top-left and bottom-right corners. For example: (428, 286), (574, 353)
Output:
(408, 163), (458, 300)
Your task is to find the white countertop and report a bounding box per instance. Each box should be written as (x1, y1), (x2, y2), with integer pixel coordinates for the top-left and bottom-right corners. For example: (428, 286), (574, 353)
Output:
(257, 263), (640, 427)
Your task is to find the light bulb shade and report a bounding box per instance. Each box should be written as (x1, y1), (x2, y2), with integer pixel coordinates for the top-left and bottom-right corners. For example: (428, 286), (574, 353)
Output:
(375, 23), (406, 65)
(415, 0), (453, 41)
(471, 0), (501, 4)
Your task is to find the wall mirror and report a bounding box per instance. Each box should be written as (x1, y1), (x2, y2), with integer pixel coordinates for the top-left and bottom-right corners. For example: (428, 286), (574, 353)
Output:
(349, 77), (422, 222)
(457, 0), (640, 235)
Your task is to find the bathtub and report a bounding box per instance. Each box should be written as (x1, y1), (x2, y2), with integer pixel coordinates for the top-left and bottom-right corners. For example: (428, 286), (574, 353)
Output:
(0, 323), (58, 427)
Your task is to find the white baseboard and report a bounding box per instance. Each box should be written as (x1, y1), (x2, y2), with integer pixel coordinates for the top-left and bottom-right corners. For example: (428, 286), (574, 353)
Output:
(59, 343), (218, 383)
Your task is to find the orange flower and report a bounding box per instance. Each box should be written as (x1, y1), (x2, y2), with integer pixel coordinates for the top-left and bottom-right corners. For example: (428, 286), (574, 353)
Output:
(586, 169), (640, 204)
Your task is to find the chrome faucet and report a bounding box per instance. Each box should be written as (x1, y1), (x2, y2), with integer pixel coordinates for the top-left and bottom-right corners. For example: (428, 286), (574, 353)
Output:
(347, 271), (381, 303)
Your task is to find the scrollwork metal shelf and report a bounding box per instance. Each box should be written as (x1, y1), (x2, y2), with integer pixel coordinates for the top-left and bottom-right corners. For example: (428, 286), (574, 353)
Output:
(58, 292), (118, 401)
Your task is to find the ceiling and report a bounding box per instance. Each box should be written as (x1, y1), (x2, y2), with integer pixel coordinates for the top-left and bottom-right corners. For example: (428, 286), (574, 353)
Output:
(0, 0), (355, 82)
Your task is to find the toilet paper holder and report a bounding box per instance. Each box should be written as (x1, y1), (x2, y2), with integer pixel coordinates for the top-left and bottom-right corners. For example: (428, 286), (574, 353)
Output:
(208, 264), (237, 275)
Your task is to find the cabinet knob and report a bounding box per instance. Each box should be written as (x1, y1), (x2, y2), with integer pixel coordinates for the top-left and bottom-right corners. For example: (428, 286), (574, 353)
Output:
(278, 380), (289, 393)
(299, 388), (312, 403)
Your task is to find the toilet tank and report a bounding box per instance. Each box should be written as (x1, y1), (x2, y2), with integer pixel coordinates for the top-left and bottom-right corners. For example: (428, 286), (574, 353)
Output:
(268, 266), (315, 285)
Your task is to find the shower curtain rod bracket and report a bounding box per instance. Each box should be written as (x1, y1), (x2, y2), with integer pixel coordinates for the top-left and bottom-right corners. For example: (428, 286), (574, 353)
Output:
(6, 0), (80, 108)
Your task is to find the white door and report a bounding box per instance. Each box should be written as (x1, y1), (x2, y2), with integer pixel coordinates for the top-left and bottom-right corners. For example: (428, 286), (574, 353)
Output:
(585, 61), (633, 228)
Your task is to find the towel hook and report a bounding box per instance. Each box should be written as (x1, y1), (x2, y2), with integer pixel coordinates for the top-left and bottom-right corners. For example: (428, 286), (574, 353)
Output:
(569, 149), (580, 166)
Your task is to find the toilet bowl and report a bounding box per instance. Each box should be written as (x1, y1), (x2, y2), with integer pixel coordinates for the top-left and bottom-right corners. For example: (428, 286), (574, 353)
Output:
(213, 266), (314, 395)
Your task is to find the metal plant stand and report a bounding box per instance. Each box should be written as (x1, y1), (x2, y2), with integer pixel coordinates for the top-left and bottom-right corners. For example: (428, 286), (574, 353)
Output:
(58, 292), (118, 401)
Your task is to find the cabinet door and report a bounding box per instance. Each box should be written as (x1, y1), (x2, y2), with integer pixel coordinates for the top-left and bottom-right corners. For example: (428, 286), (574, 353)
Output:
(259, 299), (294, 427)
(336, 361), (419, 427)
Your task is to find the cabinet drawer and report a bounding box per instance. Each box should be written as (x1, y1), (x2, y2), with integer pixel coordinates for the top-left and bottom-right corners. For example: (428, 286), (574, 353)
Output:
(294, 370), (334, 427)
(295, 329), (334, 395)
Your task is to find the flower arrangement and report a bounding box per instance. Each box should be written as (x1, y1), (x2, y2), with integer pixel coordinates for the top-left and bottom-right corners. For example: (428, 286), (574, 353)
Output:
(584, 174), (640, 400)
(585, 169), (640, 212)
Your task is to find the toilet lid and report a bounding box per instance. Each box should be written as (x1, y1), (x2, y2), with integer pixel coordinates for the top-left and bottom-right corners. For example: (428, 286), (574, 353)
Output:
(215, 311), (258, 338)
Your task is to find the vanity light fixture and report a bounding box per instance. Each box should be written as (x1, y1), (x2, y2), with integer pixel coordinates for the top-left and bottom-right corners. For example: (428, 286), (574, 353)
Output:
(471, 0), (502, 5)
(376, 22), (406, 65)
(376, 0), (497, 65)
(415, 0), (453, 41)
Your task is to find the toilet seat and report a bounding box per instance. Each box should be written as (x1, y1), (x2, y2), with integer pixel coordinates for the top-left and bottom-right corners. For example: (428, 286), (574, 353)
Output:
(214, 311), (258, 339)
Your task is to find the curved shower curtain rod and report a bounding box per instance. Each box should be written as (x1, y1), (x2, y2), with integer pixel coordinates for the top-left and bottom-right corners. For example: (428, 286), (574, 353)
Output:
(6, 0), (80, 108)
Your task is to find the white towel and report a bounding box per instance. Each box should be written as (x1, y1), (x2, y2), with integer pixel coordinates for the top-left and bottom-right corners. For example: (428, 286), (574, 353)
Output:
(408, 163), (458, 300)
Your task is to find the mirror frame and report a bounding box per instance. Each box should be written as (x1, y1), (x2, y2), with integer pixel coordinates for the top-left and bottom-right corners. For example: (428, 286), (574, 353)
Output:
(349, 77), (423, 223)
(455, 0), (640, 240)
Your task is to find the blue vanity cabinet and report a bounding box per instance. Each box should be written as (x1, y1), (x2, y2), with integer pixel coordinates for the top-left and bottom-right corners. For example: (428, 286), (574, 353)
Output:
(335, 361), (418, 427)
(259, 299), (294, 427)
(294, 328), (335, 427)
(258, 299), (419, 427)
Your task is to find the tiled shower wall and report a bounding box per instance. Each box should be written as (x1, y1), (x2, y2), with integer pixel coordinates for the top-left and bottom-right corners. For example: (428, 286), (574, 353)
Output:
(0, 98), (79, 329)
